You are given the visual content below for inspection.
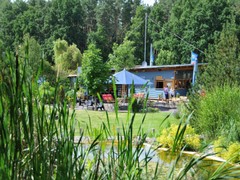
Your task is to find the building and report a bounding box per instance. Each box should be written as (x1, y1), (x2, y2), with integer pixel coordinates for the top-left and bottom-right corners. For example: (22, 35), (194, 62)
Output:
(124, 63), (206, 99)
(68, 63), (206, 99)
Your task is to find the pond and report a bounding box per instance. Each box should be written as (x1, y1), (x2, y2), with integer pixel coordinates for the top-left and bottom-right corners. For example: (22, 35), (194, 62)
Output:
(76, 142), (239, 179)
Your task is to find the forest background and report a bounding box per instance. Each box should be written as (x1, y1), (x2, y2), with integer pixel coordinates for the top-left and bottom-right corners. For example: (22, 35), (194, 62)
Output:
(0, 0), (240, 85)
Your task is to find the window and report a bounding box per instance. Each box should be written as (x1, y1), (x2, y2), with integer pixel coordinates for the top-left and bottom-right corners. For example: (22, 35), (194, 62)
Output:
(156, 81), (164, 88)
(155, 76), (164, 88)
(155, 78), (173, 89)
(175, 79), (191, 89)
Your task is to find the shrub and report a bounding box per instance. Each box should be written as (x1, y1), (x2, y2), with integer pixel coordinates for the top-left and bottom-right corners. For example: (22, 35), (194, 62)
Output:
(191, 84), (240, 141)
(213, 136), (229, 157)
(132, 93), (145, 113)
(224, 142), (240, 163)
(145, 107), (159, 113)
(173, 103), (188, 119)
(157, 124), (201, 151)
(214, 137), (240, 164)
(39, 81), (55, 103)
(65, 89), (75, 106)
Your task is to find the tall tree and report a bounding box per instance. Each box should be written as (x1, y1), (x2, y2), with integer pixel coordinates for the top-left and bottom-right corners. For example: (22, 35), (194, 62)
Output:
(81, 43), (110, 98)
(82, 0), (98, 34)
(53, 39), (82, 77)
(153, 0), (233, 64)
(19, 34), (42, 78)
(43, 0), (86, 62)
(125, 5), (146, 65)
(0, 0), (28, 49)
(200, 20), (240, 88)
(89, 0), (121, 61)
(108, 39), (136, 71)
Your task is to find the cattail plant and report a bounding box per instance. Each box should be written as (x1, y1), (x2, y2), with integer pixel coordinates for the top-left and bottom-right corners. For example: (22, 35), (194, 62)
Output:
(0, 47), (240, 179)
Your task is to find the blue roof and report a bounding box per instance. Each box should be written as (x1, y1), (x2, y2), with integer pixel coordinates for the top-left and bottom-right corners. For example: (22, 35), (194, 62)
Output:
(113, 69), (152, 85)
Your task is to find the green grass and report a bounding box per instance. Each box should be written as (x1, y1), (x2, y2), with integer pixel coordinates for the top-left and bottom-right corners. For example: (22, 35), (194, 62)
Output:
(74, 109), (178, 137)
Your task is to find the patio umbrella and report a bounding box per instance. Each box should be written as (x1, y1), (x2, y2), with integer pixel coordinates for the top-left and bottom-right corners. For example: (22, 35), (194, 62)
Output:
(113, 69), (151, 85)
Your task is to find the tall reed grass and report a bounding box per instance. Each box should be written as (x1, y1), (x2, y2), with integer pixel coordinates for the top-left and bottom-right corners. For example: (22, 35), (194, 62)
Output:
(0, 48), (240, 179)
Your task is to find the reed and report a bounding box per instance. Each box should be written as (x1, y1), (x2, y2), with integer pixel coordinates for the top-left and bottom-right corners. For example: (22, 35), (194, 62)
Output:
(0, 48), (239, 179)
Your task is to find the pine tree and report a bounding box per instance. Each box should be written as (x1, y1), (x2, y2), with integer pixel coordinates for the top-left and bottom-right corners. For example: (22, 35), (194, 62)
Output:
(200, 19), (240, 89)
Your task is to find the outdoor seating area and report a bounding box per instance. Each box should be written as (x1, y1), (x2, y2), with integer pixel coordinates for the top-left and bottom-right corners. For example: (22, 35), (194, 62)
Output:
(75, 93), (188, 112)
(76, 94), (115, 111)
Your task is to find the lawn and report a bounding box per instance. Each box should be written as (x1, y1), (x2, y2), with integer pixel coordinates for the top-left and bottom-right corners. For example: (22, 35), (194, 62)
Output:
(74, 109), (179, 137)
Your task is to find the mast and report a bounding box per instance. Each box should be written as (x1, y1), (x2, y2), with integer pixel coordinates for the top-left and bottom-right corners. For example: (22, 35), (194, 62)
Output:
(144, 13), (147, 64)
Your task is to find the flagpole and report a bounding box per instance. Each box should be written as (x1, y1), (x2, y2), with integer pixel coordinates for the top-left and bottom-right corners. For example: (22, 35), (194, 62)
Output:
(144, 13), (147, 64)
(192, 59), (198, 85)
(150, 43), (153, 66)
(191, 52), (198, 85)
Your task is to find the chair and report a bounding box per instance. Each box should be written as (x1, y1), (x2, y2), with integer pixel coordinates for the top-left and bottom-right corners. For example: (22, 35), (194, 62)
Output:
(96, 102), (105, 111)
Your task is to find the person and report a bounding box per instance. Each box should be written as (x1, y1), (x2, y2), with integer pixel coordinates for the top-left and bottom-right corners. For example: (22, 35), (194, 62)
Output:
(169, 87), (175, 98)
(164, 85), (169, 101)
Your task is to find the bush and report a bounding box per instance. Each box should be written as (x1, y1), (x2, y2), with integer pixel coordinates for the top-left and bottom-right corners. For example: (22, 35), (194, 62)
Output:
(172, 103), (188, 119)
(39, 81), (55, 103)
(132, 93), (145, 113)
(214, 136), (240, 164)
(65, 89), (75, 106)
(191, 84), (240, 141)
(157, 124), (201, 151)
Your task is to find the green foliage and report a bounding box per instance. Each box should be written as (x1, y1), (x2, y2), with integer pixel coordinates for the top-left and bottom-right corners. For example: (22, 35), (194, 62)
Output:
(108, 39), (136, 71)
(38, 81), (55, 103)
(157, 124), (201, 151)
(53, 39), (82, 76)
(132, 97), (144, 113)
(155, 49), (175, 65)
(2, 4), (240, 178)
(125, 5), (146, 65)
(1, 0), (239, 67)
(153, 0), (234, 64)
(200, 20), (240, 87)
(225, 142), (240, 163)
(214, 137), (240, 164)
(81, 43), (110, 96)
(19, 34), (42, 78)
(65, 89), (75, 106)
(192, 84), (240, 141)
(41, 59), (56, 85)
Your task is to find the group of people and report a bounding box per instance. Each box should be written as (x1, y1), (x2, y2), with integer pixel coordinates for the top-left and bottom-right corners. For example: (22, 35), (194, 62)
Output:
(164, 85), (175, 101)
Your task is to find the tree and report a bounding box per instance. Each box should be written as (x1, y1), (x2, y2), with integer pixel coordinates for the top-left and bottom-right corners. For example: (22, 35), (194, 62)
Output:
(152, 0), (233, 64)
(43, 0), (86, 62)
(88, 0), (121, 61)
(81, 43), (110, 100)
(19, 34), (42, 79)
(125, 6), (147, 65)
(108, 39), (136, 71)
(200, 20), (240, 88)
(53, 39), (82, 77)
(82, 0), (98, 34)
